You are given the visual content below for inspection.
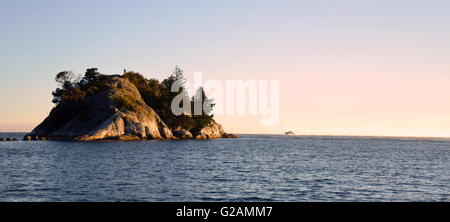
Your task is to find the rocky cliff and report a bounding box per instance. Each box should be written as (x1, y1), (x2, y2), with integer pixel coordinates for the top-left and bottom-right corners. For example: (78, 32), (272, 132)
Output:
(25, 75), (236, 141)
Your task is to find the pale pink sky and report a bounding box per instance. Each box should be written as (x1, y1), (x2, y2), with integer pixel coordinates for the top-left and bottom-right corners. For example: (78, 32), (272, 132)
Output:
(1, 0), (450, 137)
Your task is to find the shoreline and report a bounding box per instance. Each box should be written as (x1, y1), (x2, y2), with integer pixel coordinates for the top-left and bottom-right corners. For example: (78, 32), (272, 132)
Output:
(2, 132), (449, 141)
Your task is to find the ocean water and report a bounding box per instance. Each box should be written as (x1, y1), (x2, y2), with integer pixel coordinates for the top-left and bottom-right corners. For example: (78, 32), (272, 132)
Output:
(0, 133), (449, 202)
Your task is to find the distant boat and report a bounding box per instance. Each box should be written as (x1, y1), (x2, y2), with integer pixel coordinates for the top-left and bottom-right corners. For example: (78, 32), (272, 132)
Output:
(285, 131), (295, 135)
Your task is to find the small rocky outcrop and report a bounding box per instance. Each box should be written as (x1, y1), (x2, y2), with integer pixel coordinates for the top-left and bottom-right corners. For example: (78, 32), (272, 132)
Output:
(24, 135), (47, 141)
(191, 120), (224, 140)
(173, 129), (194, 139)
(0, 138), (19, 141)
(223, 133), (239, 138)
(190, 120), (238, 139)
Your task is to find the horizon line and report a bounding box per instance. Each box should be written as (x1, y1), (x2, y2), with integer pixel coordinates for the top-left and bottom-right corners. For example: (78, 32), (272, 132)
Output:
(1, 131), (449, 140)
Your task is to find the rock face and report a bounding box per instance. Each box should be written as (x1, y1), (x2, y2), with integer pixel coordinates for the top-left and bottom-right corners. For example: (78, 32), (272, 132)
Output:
(191, 120), (226, 139)
(25, 76), (174, 141)
(173, 129), (193, 139)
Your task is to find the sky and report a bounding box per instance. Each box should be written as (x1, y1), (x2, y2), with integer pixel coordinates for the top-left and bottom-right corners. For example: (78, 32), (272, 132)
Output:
(1, 0), (450, 137)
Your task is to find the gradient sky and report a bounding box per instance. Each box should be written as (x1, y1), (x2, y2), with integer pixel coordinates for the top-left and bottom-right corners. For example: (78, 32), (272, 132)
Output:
(1, 0), (450, 137)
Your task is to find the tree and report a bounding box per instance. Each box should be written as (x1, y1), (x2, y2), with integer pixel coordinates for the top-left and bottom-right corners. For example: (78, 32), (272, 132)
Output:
(52, 88), (65, 104)
(52, 71), (78, 104)
(160, 66), (189, 111)
(193, 87), (215, 116)
(161, 66), (188, 90)
(191, 87), (214, 129)
(55, 71), (81, 90)
(55, 71), (75, 86)
(84, 68), (99, 83)
(173, 65), (186, 88)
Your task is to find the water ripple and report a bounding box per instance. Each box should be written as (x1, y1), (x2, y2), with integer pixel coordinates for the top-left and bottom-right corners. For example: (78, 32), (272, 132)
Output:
(0, 133), (449, 201)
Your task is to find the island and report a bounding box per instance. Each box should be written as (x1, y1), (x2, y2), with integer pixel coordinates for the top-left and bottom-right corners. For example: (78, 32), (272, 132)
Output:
(24, 67), (238, 141)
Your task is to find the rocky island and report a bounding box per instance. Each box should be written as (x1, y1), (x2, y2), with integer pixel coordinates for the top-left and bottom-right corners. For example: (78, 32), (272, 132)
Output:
(24, 67), (237, 141)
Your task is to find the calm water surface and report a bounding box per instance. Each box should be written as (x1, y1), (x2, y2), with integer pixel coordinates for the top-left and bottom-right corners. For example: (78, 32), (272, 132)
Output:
(0, 133), (449, 201)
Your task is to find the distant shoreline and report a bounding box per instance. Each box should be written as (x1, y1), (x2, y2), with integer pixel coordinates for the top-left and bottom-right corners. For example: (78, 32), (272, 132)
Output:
(2, 132), (449, 141)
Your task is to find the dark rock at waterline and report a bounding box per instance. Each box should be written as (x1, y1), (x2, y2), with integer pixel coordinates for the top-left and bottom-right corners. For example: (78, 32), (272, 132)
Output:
(99, 134), (143, 141)
(24, 135), (38, 141)
(191, 121), (226, 140)
(173, 129), (193, 139)
(0, 137), (19, 141)
(222, 133), (239, 138)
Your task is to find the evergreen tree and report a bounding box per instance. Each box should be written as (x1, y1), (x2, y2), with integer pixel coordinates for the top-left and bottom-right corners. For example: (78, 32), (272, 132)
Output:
(84, 68), (99, 83)
(193, 87), (214, 116)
